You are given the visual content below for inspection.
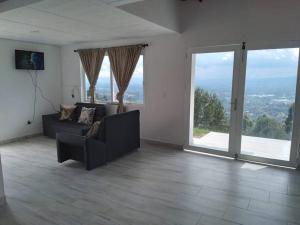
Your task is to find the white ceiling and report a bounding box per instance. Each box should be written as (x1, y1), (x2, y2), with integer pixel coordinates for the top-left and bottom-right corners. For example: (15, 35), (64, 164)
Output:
(0, 0), (176, 45)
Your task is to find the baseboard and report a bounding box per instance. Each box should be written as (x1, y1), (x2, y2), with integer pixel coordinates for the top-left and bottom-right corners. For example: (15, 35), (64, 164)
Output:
(141, 138), (183, 150)
(0, 133), (42, 145)
(0, 196), (6, 206)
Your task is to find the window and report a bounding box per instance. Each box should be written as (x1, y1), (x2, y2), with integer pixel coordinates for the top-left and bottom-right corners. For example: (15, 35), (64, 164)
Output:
(83, 55), (144, 104)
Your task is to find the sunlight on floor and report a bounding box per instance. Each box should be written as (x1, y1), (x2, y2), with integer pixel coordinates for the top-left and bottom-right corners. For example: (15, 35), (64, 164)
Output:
(241, 163), (267, 171)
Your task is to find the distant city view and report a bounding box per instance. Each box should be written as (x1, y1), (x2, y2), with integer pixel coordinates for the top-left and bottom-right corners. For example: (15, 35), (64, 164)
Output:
(198, 76), (296, 123)
(85, 56), (144, 104)
(86, 77), (144, 104)
(193, 48), (299, 141)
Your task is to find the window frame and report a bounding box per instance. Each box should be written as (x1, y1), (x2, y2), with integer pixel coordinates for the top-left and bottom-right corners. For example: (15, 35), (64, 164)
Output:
(80, 53), (144, 105)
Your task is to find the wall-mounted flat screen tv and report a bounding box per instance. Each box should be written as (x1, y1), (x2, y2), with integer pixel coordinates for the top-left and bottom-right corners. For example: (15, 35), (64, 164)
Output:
(15, 50), (45, 70)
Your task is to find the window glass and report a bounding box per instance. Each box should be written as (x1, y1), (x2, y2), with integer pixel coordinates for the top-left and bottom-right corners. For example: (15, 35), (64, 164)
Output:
(84, 55), (144, 104)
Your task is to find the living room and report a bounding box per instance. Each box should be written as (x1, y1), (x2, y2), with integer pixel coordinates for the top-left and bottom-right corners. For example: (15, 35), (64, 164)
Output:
(1, 0), (300, 224)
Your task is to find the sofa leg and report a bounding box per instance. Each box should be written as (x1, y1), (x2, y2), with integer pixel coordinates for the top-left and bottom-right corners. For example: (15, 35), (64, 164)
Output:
(58, 157), (69, 163)
(57, 151), (71, 163)
(86, 166), (92, 171)
(85, 160), (107, 170)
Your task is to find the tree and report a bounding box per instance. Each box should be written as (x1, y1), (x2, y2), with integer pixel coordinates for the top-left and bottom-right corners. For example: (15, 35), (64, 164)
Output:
(243, 114), (253, 134)
(285, 103), (295, 134)
(194, 88), (227, 131)
(250, 114), (288, 139)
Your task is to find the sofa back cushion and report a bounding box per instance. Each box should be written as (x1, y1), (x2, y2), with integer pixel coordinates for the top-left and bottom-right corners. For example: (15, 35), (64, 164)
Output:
(74, 103), (106, 122)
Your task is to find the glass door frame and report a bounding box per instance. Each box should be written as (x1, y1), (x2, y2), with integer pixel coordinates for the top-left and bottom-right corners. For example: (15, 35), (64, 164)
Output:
(185, 41), (300, 168)
(184, 44), (243, 158)
(236, 41), (300, 168)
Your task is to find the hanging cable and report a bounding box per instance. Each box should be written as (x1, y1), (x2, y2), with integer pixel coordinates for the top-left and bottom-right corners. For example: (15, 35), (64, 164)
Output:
(27, 70), (38, 122)
(27, 70), (59, 123)
(34, 70), (58, 113)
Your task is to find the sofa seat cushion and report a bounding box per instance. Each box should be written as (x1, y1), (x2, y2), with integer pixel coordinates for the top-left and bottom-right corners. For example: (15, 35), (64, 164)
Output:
(54, 120), (90, 136)
(56, 133), (86, 147)
(43, 103), (106, 139)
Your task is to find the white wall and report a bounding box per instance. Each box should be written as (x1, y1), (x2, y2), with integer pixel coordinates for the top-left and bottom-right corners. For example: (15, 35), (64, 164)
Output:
(61, 0), (300, 146)
(180, 0), (300, 46)
(119, 0), (181, 32)
(0, 38), (62, 142)
(61, 34), (186, 145)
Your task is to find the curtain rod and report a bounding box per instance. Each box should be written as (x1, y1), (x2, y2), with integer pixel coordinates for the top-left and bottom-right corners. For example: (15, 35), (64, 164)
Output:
(74, 43), (149, 53)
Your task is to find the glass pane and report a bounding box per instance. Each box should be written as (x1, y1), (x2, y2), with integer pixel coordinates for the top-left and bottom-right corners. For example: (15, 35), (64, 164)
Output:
(125, 56), (144, 104)
(85, 56), (111, 102)
(192, 51), (235, 152)
(113, 56), (144, 104)
(241, 48), (299, 161)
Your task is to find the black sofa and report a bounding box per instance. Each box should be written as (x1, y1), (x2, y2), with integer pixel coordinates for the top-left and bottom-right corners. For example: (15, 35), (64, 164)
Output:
(56, 110), (140, 170)
(42, 103), (106, 138)
(42, 103), (140, 170)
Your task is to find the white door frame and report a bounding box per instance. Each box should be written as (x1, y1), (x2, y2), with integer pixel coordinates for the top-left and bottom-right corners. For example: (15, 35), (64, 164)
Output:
(184, 41), (300, 168)
(184, 44), (242, 158)
(237, 41), (300, 168)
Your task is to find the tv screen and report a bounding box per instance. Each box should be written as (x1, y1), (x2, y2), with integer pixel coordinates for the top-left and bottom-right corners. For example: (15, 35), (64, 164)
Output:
(15, 50), (44, 70)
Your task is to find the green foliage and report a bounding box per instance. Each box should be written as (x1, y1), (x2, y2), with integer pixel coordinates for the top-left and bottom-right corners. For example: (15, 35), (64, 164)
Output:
(243, 114), (253, 133)
(194, 87), (293, 140)
(249, 114), (288, 140)
(193, 127), (210, 137)
(285, 103), (295, 134)
(194, 88), (228, 132)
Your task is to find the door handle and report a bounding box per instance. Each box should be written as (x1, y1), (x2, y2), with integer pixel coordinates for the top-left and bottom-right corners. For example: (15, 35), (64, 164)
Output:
(231, 98), (238, 111)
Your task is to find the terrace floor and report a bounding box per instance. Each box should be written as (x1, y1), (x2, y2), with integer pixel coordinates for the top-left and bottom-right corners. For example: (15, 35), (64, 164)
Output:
(193, 132), (291, 161)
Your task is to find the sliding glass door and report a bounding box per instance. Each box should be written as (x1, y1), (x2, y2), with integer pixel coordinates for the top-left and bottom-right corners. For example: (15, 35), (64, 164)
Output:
(187, 45), (241, 157)
(238, 47), (300, 166)
(187, 43), (300, 167)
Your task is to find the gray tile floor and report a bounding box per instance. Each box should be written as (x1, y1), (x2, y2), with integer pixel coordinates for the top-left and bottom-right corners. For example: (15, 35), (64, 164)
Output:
(0, 136), (300, 225)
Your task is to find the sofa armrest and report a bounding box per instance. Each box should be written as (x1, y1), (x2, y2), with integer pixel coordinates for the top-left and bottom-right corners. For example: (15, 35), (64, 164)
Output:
(43, 113), (60, 138)
(85, 138), (106, 170)
(104, 110), (140, 161)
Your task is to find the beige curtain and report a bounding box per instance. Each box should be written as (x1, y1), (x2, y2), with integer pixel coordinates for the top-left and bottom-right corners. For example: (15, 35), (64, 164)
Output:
(108, 45), (142, 113)
(78, 49), (105, 103)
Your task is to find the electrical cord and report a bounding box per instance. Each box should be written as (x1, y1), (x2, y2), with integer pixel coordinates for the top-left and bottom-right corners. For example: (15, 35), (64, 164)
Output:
(34, 70), (58, 113)
(27, 70), (59, 122)
(27, 70), (37, 122)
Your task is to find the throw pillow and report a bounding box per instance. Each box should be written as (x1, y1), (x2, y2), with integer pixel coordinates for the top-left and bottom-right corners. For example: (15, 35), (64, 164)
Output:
(78, 107), (95, 125)
(60, 105), (76, 121)
(86, 121), (101, 138)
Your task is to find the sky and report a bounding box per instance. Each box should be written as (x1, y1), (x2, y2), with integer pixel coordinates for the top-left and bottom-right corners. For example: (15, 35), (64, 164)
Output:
(195, 48), (299, 81)
(99, 55), (144, 78)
